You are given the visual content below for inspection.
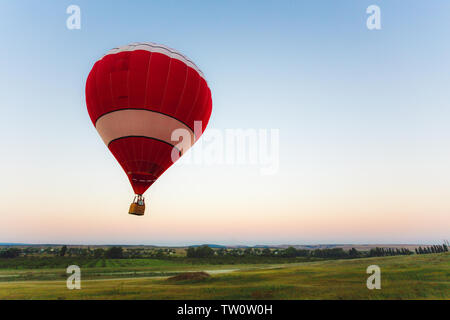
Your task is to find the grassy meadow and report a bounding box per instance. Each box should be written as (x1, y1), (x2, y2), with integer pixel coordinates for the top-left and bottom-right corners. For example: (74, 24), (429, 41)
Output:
(0, 252), (448, 300)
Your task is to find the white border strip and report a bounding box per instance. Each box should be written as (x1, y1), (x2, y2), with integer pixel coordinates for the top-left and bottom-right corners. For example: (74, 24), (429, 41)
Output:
(95, 109), (195, 155)
(102, 42), (205, 79)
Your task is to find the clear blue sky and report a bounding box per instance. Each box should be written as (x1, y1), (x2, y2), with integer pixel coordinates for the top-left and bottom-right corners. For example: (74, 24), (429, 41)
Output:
(0, 1), (449, 245)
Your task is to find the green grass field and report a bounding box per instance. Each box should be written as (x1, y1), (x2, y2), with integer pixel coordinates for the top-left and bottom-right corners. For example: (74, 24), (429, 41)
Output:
(0, 253), (448, 299)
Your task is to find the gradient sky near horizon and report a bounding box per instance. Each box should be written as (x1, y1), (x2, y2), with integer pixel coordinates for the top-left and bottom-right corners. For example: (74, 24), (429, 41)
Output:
(0, 1), (449, 245)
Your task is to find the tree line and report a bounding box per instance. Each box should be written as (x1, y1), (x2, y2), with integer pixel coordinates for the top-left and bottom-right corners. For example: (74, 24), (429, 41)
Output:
(367, 247), (413, 257)
(1, 244), (448, 260)
(186, 245), (420, 259)
(415, 244), (448, 255)
(0, 248), (21, 258)
(0, 246), (177, 259)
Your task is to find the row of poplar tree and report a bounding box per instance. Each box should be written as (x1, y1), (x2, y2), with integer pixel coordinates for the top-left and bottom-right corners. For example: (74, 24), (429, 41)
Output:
(415, 244), (448, 254)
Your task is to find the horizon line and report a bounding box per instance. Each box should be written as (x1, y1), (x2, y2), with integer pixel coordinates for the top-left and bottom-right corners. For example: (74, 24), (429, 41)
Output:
(1, 241), (444, 247)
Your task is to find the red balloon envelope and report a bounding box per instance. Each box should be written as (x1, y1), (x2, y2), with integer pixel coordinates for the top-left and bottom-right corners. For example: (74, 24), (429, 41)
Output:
(85, 42), (212, 214)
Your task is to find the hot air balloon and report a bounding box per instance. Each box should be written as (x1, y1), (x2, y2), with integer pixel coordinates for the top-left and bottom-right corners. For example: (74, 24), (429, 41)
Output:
(85, 42), (212, 216)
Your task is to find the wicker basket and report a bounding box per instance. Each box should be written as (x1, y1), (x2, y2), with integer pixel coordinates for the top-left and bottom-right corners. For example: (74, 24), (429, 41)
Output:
(129, 203), (145, 216)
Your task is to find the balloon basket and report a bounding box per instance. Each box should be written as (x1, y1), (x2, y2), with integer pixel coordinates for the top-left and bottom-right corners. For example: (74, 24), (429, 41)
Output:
(129, 195), (145, 216)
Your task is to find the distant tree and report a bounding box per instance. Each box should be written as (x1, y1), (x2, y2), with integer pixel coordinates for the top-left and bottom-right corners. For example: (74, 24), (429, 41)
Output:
(349, 248), (360, 258)
(216, 248), (226, 256)
(296, 249), (309, 257)
(186, 247), (196, 258)
(93, 248), (104, 259)
(0, 248), (21, 259)
(105, 246), (123, 259)
(261, 248), (271, 257)
(283, 247), (297, 258)
(79, 248), (89, 257)
(155, 249), (165, 258)
(402, 248), (412, 255)
(196, 245), (214, 258)
(244, 248), (253, 256)
(60, 245), (67, 257)
(186, 245), (214, 258)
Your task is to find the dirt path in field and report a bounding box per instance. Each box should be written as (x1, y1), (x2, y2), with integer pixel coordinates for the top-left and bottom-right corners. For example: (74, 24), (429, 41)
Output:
(67, 263), (308, 282)
(0, 265), (289, 284)
(0, 261), (319, 284)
